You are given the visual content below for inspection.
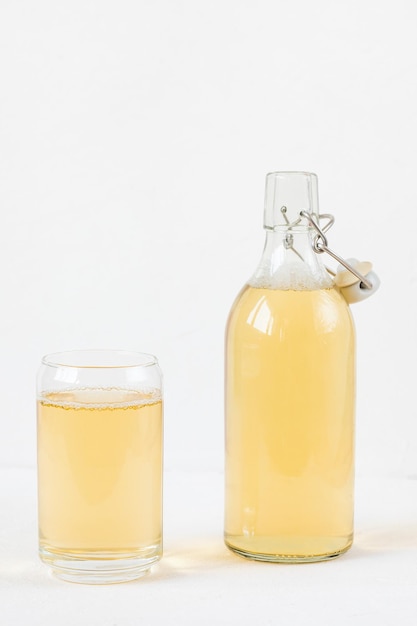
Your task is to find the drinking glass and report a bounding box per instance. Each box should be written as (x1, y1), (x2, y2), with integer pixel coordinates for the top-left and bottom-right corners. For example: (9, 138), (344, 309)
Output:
(37, 350), (163, 584)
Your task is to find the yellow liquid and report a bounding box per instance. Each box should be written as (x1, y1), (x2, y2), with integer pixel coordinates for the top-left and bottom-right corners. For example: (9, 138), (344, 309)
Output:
(37, 389), (163, 565)
(225, 285), (355, 561)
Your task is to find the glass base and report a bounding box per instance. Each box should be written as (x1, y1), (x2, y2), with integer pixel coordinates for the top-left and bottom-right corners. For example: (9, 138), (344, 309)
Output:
(225, 537), (352, 564)
(39, 545), (161, 584)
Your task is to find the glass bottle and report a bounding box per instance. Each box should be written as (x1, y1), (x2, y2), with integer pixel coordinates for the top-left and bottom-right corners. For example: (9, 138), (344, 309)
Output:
(224, 171), (355, 562)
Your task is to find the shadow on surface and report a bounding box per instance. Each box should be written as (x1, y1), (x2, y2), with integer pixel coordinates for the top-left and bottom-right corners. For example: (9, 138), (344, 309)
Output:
(353, 523), (417, 554)
(141, 538), (237, 582)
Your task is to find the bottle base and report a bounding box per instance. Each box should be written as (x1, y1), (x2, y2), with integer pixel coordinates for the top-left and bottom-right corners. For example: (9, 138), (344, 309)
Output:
(225, 537), (352, 564)
(39, 545), (162, 584)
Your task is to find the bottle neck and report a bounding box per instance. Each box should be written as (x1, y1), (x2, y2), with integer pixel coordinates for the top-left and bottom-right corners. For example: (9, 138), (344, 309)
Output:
(249, 227), (334, 290)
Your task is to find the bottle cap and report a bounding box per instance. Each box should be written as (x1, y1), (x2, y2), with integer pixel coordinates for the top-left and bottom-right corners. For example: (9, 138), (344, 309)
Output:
(334, 258), (380, 303)
(334, 259), (373, 288)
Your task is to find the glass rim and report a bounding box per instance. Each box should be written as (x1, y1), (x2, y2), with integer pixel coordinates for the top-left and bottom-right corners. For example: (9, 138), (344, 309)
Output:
(266, 170), (318, 178)
(41, 350), (158, 370)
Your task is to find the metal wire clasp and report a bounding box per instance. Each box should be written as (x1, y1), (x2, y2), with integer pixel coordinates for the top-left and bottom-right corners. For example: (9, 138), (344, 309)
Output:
(299, 211), (373, 290)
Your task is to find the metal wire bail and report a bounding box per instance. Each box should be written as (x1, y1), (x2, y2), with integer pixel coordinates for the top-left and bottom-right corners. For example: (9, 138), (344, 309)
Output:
(299, 211), (373, 290)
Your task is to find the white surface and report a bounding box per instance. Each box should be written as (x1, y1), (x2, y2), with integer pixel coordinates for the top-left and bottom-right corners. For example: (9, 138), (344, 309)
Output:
(1, 468), (417, 625)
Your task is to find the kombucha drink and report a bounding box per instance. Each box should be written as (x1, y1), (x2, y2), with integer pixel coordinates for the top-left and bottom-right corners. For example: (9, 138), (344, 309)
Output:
(225, 285), (355, 561)
(37, 388), (163, 565)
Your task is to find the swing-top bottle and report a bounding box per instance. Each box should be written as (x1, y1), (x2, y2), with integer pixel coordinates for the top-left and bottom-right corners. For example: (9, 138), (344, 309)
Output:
(224, 171), (355, 562)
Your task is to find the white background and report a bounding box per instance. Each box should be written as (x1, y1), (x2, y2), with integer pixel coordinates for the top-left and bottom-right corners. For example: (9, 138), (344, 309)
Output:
(0, 0), (416, 623)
